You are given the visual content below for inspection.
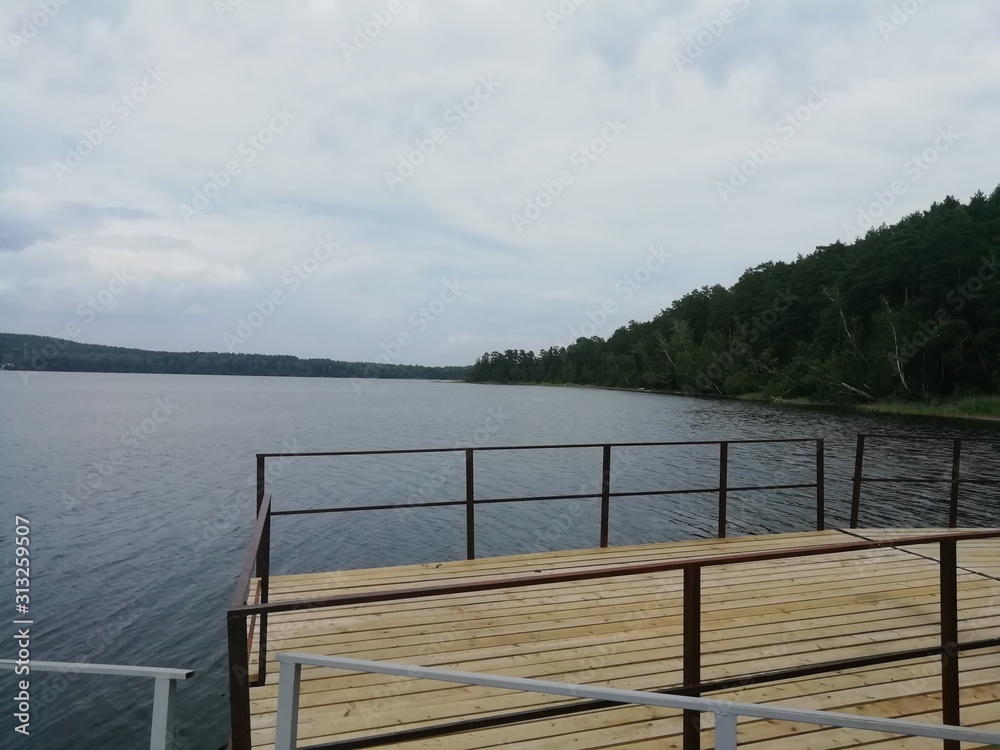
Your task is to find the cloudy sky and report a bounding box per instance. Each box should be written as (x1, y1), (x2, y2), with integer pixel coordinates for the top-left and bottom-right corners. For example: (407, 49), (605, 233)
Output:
(2, 0), (998, 366)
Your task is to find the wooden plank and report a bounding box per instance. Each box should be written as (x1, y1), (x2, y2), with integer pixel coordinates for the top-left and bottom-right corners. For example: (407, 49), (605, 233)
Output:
(247, 530), (1000, 750)
(258, 564), (980, 649)
(252, 604), (1000, 708)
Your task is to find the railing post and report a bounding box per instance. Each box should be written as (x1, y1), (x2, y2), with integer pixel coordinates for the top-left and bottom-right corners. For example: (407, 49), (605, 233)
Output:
(948, 439), (962, 528)
(600, 445), (611, 548)
(274, 658), (303, 750)
(257, 500), (271, 683)
(227, 612), (253, 750)
(940, 538), (960, 750)
(816, 439), (825, 531)
(715, 712), (738, 749)
(149, 677), (177, 750)
(256, 454), (266, 512)
(717, 442), (728, 539)
(466, 449), (475, 560)
(849, 434), (866, 528)
(683, 565), (702, 750)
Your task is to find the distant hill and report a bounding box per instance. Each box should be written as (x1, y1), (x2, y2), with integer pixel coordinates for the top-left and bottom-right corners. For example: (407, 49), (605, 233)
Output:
(468, 186), (1000, 402)
(0, 333), (470, 381)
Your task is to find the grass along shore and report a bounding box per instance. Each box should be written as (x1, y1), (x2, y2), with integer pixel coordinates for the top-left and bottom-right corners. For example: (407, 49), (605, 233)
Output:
(736, 391), (1000, 421)
(854, 394), (1000, 420)
(466, 381), (1000, 421)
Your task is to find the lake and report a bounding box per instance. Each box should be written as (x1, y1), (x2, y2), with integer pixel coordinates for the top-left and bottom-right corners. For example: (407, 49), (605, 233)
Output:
(0, 372), (997, 749)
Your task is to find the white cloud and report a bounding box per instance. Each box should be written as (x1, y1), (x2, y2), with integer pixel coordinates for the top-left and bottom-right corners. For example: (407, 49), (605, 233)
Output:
(1, 0), (998, 364)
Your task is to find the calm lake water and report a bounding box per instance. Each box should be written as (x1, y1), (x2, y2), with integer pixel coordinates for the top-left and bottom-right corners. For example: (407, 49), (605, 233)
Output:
(0, 372), (998, 748)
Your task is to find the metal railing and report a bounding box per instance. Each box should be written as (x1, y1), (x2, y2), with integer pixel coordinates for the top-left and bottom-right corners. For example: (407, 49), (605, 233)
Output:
(271, 652), (1000, 750)
(850, 434), (1000, 528)
(228, 439), (824, 723)
(0, 659), (193, 750)
(257, 438), (826, 555)
(228, 528), (1000, 750)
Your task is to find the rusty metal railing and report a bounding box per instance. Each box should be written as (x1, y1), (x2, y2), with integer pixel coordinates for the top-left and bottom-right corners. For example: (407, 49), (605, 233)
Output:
(850, 434), (1000, 528)
(227, 437), (825, 749)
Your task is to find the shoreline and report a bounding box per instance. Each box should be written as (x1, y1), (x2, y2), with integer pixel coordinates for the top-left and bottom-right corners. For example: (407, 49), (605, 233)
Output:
(463, 380), (1000, 423)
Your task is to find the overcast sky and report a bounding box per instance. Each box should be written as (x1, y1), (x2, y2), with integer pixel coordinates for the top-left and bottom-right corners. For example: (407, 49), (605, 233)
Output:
(2, 0), (998, 366)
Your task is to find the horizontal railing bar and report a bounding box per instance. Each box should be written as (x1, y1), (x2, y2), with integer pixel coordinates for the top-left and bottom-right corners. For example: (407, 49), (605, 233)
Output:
(276, 653), (1000, 744)
(229, 493), (272, 610)
(725, 481), (817, 492)
(301, 637), (1000, 749)
(474, 492), (597, 504)
(0, 659), (193, 680)
(612, 482), (817, 498)
(255, 438), (821, 458)
(270, 483), (822, 518)
(861, 434), (1000, 442)
(859, 477), (996, 485)
(229, 528), (1000, 617)
(272, 500), (466, 516)
(270, 494), (603, 516)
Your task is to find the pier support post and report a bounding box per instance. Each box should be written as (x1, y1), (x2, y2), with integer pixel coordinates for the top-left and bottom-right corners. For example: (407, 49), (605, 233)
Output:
(599, 445), (611, 548)
(948, 439), (962, 528)
(256, 454), (265, 512)
(149, 677), (177, 750)
(683, 566), (702, 750)
(849, 435), (865, 528)
(258, 505), (271, 683)
(274, 659), (303, 750)
(717, 442), (728, 538)
(815, 439), (825, 531)
(227, 612), (252, 750)
(465, 449), (476, 560)
(940, 538), (960, 750)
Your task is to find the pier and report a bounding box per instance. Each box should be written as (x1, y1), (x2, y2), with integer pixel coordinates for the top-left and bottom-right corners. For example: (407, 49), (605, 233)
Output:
(226, 436), (1000, 749)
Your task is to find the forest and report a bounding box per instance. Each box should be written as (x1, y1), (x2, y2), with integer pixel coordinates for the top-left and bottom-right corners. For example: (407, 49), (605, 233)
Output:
(468, 187), (1000, 403)
(0, 333), (469, 381)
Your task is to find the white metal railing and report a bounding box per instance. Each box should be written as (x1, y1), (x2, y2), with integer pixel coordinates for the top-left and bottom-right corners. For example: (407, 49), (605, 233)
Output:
(273, 652), (1000, 750)
(0, 659), (193, 750)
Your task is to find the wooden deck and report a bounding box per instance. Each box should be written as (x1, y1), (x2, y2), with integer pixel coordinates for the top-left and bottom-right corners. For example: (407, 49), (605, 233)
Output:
(246, 529), (1000, 749)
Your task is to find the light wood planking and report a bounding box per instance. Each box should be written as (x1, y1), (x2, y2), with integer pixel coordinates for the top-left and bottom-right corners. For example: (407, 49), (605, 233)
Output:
(243, 528), (1000, 749)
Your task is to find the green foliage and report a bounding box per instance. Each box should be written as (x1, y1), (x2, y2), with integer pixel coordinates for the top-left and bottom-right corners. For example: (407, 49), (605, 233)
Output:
(468, 187), (1000, 402)
(0, 333), (469, 381)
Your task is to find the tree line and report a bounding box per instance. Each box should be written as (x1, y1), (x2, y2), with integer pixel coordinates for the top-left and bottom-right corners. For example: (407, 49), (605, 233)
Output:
(0, 333), (469, 381)
(468, 187), (1000, 402)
